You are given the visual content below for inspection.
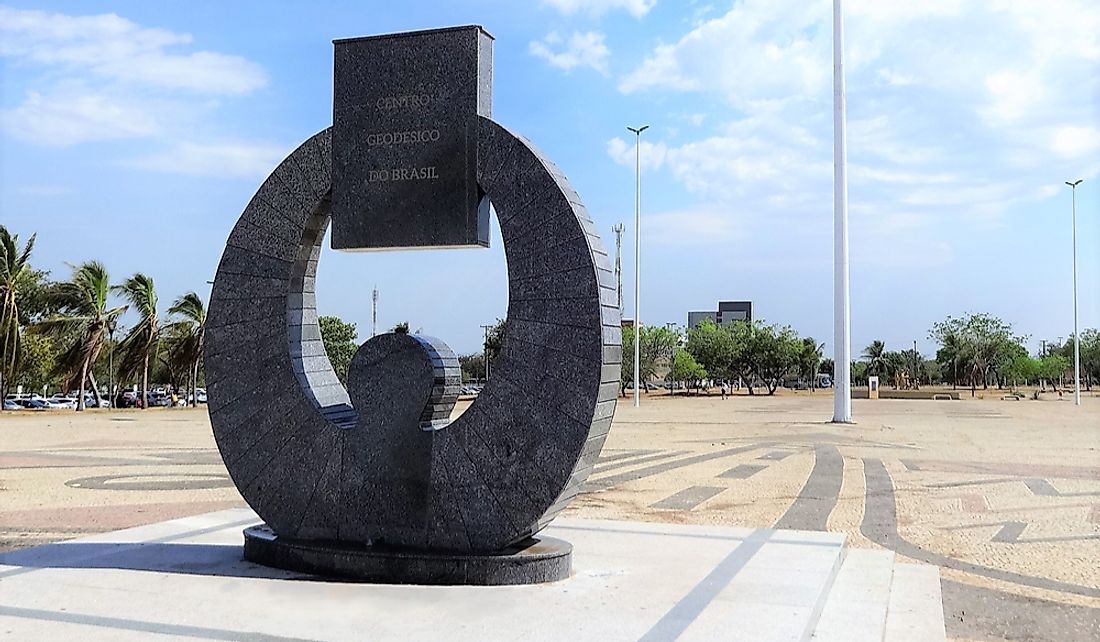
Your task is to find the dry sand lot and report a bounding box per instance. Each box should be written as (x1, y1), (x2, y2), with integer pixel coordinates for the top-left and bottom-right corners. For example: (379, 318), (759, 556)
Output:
(1, 391), (1097, 641)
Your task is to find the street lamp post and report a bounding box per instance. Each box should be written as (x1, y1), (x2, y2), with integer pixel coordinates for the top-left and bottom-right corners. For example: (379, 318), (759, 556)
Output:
(832, 0), (853, 423)
(627, 125), (649, 408)
(1066, 179), (1083, 406)
(612, 222), (625, 314)
(480, 324), (493, 385)
(664, 322), (677, 394)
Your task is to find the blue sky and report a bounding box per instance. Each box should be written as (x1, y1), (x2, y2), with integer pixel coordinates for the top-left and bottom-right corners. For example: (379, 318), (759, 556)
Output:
(1, 0), (1097, 356)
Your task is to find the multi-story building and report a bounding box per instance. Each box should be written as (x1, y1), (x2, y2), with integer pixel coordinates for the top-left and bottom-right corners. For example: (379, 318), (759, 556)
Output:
(687, 301), (753, 328)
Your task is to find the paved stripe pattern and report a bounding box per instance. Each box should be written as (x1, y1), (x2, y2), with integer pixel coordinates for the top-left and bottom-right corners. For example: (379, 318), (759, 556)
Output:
(861, 458), (1099, 598)
(718, 464), (767, 479)
(757, 450), (796, 461)
(650, 486), (725, 510)
(585, 444), (769, 492)
(773, 444), (843, 531)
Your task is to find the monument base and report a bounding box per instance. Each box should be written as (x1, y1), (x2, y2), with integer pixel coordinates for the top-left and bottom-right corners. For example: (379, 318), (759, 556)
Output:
(242, 524), (572, 586)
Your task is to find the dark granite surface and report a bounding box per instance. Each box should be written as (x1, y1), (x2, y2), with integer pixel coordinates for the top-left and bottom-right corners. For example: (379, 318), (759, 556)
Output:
(243, 525), (571, 585)
(206, 29), (620, 561)
(331, 26), (493, 251)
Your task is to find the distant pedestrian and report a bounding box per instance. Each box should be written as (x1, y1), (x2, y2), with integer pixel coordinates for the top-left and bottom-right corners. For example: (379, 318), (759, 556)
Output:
(720, 381), (729, 400)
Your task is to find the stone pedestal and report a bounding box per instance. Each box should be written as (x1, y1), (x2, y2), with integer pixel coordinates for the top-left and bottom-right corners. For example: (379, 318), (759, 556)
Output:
(242, 524), (572, 586)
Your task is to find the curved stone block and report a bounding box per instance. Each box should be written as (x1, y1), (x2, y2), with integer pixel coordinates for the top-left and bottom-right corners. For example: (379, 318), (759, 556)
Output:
(206, 119), (620, 553)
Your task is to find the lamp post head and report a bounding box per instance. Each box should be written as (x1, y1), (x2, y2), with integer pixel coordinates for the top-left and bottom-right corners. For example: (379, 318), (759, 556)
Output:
(627, 125), (650, 135)
(1066, 179), (1083, 188)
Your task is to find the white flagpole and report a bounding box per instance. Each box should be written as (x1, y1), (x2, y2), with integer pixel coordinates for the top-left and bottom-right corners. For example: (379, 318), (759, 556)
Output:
(628, 125), (649, 408)
(832, 0), (853, 423)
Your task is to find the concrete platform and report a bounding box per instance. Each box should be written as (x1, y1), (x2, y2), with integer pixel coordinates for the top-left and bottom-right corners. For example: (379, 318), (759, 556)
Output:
(0, 509), (944, 641)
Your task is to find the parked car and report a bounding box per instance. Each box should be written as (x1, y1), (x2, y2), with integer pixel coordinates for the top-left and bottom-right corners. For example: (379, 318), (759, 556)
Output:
(3, 399), (21, 410)
(147, 393), (172, 408)
(5, 393), (36, 407)
(24, 397), (67, 408)
(48, 396), (76, 409)
(81, 395), (110, 408)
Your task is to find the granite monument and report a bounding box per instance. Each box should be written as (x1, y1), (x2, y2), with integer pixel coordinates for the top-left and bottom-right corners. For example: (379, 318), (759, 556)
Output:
(205, 26), (620, 585)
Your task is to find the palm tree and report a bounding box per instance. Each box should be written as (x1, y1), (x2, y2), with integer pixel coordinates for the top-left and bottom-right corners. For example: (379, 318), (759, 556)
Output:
(114, 274), (159, 409)
(862, 340), (888, 378)
(31, 262), (126, 410)
(166, 292), (205, 407)
(0, 225), (35, 405)
(800, 337), (824, 390)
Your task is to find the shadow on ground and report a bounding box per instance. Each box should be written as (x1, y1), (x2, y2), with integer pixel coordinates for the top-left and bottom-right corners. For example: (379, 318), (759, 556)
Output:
(0, 541), (301, 581)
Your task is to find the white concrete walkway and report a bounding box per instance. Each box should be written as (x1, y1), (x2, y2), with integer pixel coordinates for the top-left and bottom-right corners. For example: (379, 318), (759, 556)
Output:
(0, 509), (943, 641)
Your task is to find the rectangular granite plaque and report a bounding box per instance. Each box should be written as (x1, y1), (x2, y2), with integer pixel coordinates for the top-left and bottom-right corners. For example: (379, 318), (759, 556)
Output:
(331, 26), (493, 251)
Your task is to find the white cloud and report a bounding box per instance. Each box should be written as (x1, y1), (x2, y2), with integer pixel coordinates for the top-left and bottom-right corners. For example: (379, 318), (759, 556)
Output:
(643, 206), (744, 246)
(128, 141), (290, 179)
(0, 5), (279, 176)
(529, 31), (611, 75)
(607, 137), (667, 171)
(980, 71), (1044, 125)
(540, 0), (656, 18)
(0, 6), (267, 94)
(618, 0), (829, 105)
(1050, 126), (1100, 158)
(1, 90), (159, 146)
(614, 0), (1100, 237)
(875, 69), (916, 87)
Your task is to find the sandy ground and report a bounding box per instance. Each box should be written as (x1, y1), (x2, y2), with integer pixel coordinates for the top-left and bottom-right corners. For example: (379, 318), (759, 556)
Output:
(1, 391), (1097, 641)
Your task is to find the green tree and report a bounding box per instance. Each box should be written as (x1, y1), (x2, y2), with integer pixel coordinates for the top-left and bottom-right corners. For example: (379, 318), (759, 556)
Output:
(114, 273), (159, 409)
(1080, 329), (1099, 391)
(1001, 353), (1038, 390)
(1060, 330), (1100, 391)
(668, 348), (707, 393)
(639, 325), (679, 390)
(32, 262), (127, 410)
(165, 292), (206, 406)
(13, 333), (58, 394)
(484, 319), (505, 376)
(1038, 354), (1070, 392)
(935, 332), (960, 389)
(930, 313), (1025, 396)
(747, 323), (800, 395)
(798, 338), (824, 390)
(620, 327), (635, 395)
(861, 340), (888, 377)
(156, 335), (189, 394)
(685, 320), (733, 384)
(0, 225), (36, 404)
(620, 324), (678, 394)
(923, 359), (943, 385)
(995, 342), (1029, 387)
(320, 316), (358, 384)
(458, 353), (485, 383)
(687, 320), (796, 395)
